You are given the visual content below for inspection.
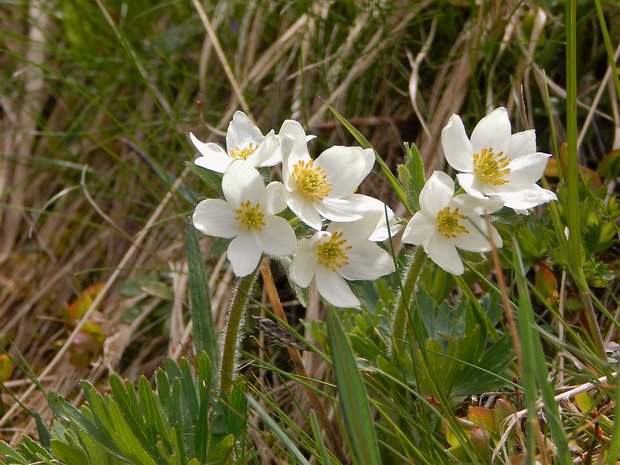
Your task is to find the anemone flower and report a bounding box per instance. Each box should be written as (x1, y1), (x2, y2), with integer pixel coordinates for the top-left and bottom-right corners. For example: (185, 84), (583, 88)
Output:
(402, 171), (503, 275)
(290, 216), (395, 308)
(441, 107), (556, 210)
(193, 160), (296, 276)
(278, 120), (377, 230)
(190, 111), (280, 173)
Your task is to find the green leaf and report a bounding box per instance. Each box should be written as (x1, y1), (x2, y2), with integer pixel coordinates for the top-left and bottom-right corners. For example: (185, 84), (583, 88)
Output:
(399, 142), (425, 212)
(34, 412), (52, 449)
(185, 224), (219, 363)
(194, 353), (211, 462)
(139, 281), (174, 301)
(326, 308), (381, 465)
(51, 438), (90, 465)
(205, 434), (235, 465)
(138, 376), (172, 447)
(0, 441), (29, 465)
(47, 391), (124, 459)
(187, 161), (223, 198)
(513, 238), (572, 465)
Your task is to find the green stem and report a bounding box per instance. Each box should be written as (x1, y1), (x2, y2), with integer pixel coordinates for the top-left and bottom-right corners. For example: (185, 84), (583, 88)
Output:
(565, 0), (581, 283)
(594, 0), (620, 104)
(219, 271), (258, 396)
(565, 0), (606, 358)
(392, 247), (426, 347)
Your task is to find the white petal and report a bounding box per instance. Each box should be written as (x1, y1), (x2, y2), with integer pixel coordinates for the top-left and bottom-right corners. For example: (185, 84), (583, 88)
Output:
(316, 147), (374, 198)
(227, 232), (262, 276)
(315, 267), (360, 308)
(450, 193), (503, 216)
(425, 234), (464, 275)
(258, 215), (297, 257)
(470, 107), (511, 156)
(441, 114), (474, 172)
(279, 120), (310, 167)
(192, 199), (238, 238)
(504, 152), (551, 186)
(452, 217), (501, 252)
(509, 130), (536, 158)
(222, 160), (266, 208)
(327, 214), (380, 244)
(368, 208), (402, 241)
(420, 171), (454, 215)
(493, 185), (557, 210)
(279, 133), (295, 190)
(190, 133), (232, 173)
(457, 173), (487, 199)
(339, 241), (394, 280)
(334, 194), (401, 241)
(265, 181), (288, 214)
(314, 197), (367, 223)
(226, 111), (263, 154)
(247, 131), (281, 167)
(289, 238), (318, 287)
(402, 211), (435, 245)
(287, 192), (323, 230)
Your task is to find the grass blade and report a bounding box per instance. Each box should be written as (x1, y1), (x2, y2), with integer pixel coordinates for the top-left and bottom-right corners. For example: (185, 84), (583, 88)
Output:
(324, 102), (410, 214)
(246, 395), (311, 465)
(326, 308), (381, 465)
(185, 224), (218, 364)
(512, 238), (572, 465)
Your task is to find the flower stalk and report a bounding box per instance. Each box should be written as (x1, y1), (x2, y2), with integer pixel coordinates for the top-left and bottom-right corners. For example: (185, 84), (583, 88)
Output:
(219, 270), (258, 396)
(565, 0), (606, 358)
(391, 246), (426, 347)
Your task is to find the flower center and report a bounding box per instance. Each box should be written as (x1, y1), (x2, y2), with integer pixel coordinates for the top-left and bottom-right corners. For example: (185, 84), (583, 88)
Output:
(473, 148), (511, 185)
(316, 231), (351, 271)
(230, 143), (257, 160)
(291, 160), (331, 202)
(436, 207), (468, 239)
(234, 200), (265, 231)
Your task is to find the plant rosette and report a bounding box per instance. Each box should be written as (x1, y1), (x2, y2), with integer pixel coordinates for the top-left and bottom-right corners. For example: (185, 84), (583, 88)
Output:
(441, 107), (556, 211)
(192, 159), (296, 276)
(402, 170), (503, 275)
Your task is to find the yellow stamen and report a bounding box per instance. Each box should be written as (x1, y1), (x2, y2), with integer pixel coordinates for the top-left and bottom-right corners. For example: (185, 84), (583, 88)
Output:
(234, 201), (265, 231)
(436, 207), (468, 239)
(473, 148), (511, 185)
(230, 143), (257, 160)
(291, 160), (331, 202)
(317, 231), (351, 271)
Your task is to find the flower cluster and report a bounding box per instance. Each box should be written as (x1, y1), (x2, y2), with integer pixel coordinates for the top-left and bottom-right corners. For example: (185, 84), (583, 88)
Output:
(190, 108), (556, 307)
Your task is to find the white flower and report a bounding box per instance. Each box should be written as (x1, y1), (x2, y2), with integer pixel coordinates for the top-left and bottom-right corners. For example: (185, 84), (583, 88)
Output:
(441, 107), (557, 210)
(290, 216), (395, 308)
(343, 194), (402, 241)
(402, 171), (503, 275)
(190, 111), (280, 173)
(278, 120), (376, 230)
(192, 160), (296, 276)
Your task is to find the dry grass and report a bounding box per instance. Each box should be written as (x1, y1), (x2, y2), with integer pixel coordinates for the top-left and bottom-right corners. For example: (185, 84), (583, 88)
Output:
(0, 0), (617, 455)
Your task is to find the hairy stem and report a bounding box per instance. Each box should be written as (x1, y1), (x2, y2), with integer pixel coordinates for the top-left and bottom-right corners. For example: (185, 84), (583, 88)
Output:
(391, 246), (426, 347)
(219, 270), (258, 396)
